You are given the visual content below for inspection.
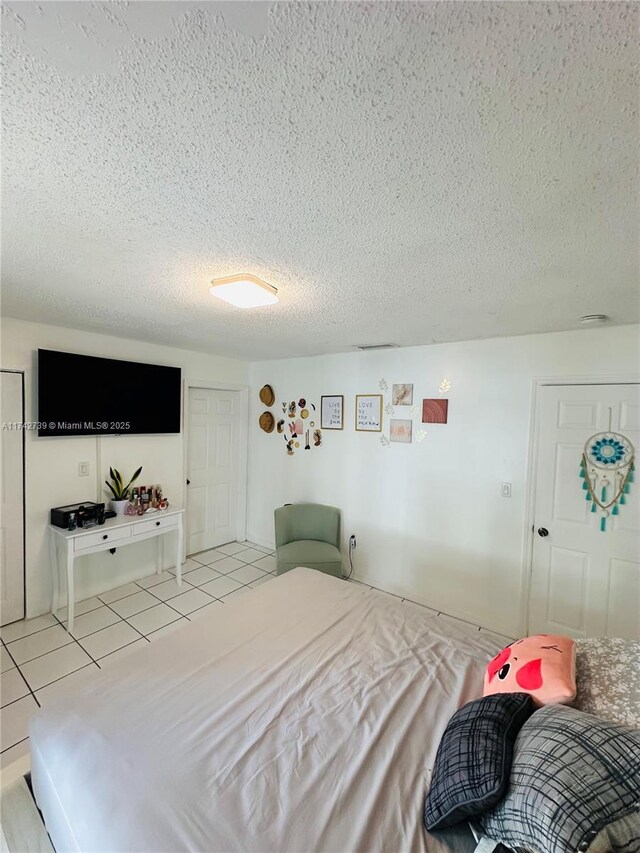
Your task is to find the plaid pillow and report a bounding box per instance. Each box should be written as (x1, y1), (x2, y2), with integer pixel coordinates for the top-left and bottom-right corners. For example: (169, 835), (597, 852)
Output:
(481, 704), (640, 853)
(423, 693), (536, 831)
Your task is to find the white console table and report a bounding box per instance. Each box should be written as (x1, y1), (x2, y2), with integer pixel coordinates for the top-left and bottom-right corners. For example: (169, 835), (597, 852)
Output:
(49, 508), (184, 634)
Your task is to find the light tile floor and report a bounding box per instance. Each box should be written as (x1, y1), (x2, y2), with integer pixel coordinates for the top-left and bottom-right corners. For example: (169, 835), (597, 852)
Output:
(0, 540), (276, 769)
(1, 544), (514, 771)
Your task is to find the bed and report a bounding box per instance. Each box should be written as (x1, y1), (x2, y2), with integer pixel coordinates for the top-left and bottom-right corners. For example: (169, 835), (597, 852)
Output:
(30, 568), (505, 852)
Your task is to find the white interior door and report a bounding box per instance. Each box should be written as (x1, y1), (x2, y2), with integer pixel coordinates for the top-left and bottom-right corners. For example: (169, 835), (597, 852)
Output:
(186, 388), (240, 554)
(529, 384), (640, 639)
(1, 371), (25, 626)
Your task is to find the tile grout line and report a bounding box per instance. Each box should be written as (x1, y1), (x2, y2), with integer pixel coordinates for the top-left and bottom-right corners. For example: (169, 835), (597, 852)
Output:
(93, 601), (153, 649)
(1, 735), (28, 756)
(54, 598), (104, 622)
(188, 546), (274, 568)
(137, 579), (218, 619)
(183, 599), (225, 620)
(31, 663), (97, 700)
(6, 640), (76, 683)
(53, 602), (155, 670)
(1, 618), (66, 646)
(143, 566), (270, 614)
(53, 610), (144, 645)
(0, 644), (41, 710)
(97, 637), (149, 662)
(51, 612), (106, 669)
(5, 610), (142, 672)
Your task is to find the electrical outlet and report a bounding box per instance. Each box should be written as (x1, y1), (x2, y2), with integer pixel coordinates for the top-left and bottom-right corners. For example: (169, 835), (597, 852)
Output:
(349, 534), (357, 548)
(501, 482), (512, 498)
(78, 461), (90, 477)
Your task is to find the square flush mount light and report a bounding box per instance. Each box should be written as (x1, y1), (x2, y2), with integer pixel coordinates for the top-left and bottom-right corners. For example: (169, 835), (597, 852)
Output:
(209, 274), (278, 308)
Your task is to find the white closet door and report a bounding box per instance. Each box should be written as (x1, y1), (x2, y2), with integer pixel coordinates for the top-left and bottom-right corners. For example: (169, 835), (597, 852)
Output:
(529, 384), (640, 639)
(1, 371), (25, 626)
(186, 388), (240, 554)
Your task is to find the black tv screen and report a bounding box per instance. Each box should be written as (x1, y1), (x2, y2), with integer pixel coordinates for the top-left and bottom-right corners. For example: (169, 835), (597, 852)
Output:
(38, 349), (181, 436)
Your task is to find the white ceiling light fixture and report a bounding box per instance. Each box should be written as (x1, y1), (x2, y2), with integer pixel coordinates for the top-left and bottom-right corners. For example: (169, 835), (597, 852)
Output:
(209, 274), (278, 308)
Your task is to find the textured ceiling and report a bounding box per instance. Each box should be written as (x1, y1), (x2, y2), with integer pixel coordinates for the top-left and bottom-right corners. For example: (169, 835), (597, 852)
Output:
(2, 1), (638, 361)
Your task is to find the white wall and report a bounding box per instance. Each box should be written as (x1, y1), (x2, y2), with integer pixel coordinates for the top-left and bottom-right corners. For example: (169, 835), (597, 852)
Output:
(247, 325), (640, 638)
(1, 317), (248, 618)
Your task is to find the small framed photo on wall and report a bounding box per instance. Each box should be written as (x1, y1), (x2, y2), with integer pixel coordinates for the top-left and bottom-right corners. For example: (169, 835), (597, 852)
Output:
(392, 384), (413, 406)
(321, 395), (344, 430)
(355, 394), (383, 432)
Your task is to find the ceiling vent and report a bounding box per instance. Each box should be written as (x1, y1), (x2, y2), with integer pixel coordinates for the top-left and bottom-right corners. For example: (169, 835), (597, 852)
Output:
(355, 343), (398, 351)
(580, 314), (608, 325)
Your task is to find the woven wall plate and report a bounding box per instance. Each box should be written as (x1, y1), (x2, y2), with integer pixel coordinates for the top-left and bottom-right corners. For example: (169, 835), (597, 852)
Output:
(259, 384), (275, 406)
(259, 411), (275, 433)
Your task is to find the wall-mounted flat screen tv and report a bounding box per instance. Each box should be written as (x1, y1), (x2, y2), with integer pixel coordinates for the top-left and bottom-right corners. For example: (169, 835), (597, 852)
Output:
(37, 349), (182, 436)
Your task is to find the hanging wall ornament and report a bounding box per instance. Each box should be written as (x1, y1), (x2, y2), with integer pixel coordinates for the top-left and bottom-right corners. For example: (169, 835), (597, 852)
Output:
(580, 432), (635, 532)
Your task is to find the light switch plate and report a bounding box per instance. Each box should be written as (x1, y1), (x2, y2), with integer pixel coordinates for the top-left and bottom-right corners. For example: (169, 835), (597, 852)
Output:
(501, 482), (512, 498)
(78, 461), (90, 477)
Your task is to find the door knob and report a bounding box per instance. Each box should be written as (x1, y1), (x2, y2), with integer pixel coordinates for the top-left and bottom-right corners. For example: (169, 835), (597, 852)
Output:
(537, 527), (549, 538)
(186, 479), (191, 485)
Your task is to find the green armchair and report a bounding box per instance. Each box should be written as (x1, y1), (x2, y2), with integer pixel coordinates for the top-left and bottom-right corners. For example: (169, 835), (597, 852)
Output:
(274, 503), (343, 577)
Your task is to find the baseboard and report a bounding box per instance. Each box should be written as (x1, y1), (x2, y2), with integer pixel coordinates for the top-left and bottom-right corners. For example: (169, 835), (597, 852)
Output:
(244, 532), (275, 551)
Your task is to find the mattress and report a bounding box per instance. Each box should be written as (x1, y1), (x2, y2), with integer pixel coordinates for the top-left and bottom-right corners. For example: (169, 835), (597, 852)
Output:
(30, 568), (504, 853)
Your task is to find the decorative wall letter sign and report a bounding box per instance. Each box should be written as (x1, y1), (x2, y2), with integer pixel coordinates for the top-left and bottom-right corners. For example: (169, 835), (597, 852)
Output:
(356, 395), (383, 432)
(321, 396), (344, 430)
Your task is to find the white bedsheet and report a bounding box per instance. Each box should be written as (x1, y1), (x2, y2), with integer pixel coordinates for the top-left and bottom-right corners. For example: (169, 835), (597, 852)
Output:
(30, 569), (504, 853)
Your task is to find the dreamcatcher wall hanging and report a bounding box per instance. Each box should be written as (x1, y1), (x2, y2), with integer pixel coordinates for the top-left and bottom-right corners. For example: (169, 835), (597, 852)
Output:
(580, 432), (635, 531)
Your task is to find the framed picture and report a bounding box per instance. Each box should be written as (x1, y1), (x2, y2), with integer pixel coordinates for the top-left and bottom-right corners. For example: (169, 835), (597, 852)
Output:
(355, 394), (383, 432)
(321, 395), (344, 430)
(392, 383), (413, 406)
(390, 419), (413, 443)
(422, 397), (449, 424)
(422, 398), (449, 423)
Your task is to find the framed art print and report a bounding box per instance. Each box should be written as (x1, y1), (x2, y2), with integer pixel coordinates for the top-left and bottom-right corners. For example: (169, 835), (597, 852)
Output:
(392, 384), (413, 406)
(321, 395), (344, 430)
(356, 394), (383, 432)
(422, 398), (449, 424)
(390, 419), (412, 443)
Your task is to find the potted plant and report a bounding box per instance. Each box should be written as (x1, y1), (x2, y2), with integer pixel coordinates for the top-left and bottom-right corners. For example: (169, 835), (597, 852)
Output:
(105, 466), (142, 516)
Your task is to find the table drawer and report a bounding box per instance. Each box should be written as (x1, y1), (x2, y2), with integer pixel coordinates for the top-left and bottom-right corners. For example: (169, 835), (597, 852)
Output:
(74, 525), (132, 551)
(133, 515), (179, 536)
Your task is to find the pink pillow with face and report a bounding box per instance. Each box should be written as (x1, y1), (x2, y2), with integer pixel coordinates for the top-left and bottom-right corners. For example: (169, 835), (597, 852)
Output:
(483, 634), (576, 706)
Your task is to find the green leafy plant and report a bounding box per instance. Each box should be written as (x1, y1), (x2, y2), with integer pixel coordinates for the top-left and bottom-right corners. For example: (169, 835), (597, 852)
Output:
(104, 466), (143, 501)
